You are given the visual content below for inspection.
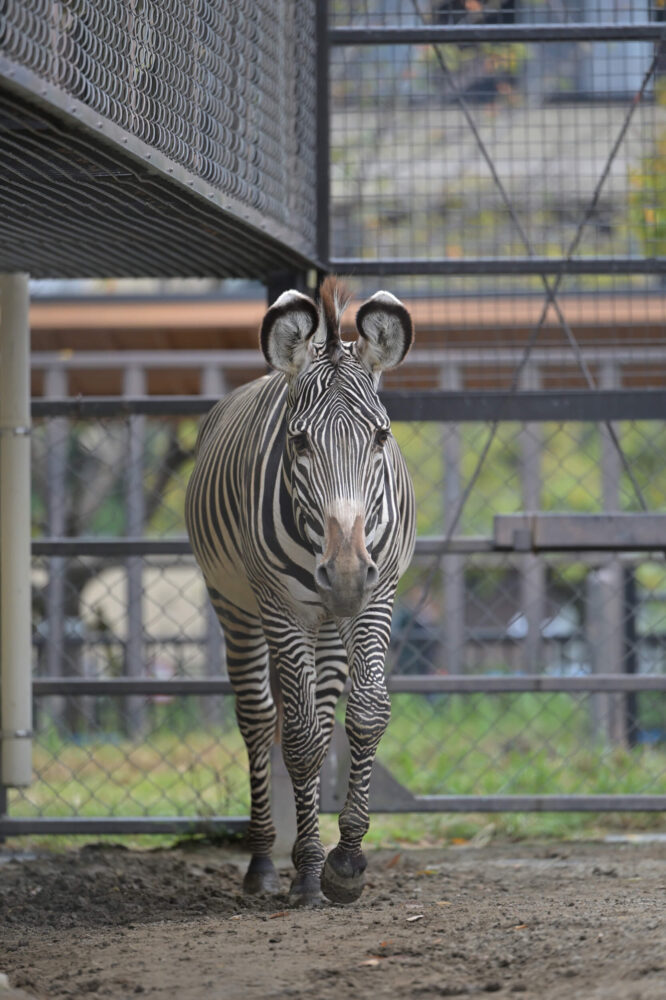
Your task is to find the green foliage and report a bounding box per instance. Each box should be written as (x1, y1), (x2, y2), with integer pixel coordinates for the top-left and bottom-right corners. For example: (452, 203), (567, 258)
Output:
(629, 130), (666, 258)
(393, 419), (666, 545)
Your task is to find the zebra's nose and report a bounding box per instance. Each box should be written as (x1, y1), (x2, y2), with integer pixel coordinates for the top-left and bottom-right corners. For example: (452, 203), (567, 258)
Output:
(315, 513), (379, 616)
(315, 555), (378, 595)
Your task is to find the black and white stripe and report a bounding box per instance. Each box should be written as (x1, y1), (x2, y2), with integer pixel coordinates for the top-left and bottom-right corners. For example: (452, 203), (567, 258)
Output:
(185, 277), (415, 905)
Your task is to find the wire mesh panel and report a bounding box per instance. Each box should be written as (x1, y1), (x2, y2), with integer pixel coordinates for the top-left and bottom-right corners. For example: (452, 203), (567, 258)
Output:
(329, 12), (666, 273)
(11, 411), (248, 828)
(321, 2), (666, 815)
(0, 1), (317, 277)
(2, 402), (664, 830)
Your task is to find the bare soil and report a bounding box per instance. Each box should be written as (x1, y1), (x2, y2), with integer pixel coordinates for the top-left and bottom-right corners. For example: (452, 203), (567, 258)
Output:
(1, 840), (665, 999)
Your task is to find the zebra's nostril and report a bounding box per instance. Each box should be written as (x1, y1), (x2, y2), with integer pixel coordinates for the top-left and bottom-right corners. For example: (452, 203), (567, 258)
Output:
(366, 562), (379, 588)
(315, 562), (333, 591)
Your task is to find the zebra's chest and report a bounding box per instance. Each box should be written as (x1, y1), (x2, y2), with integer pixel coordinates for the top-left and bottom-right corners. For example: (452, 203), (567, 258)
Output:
(240, 505), (325, 624)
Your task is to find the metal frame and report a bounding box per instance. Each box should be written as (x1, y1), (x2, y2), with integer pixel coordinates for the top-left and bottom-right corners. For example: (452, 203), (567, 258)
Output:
(11, 390), (664, 834)
(329, 25), (666, 46)
(326, 258), (666, 276)
(31, 389), (666, 423)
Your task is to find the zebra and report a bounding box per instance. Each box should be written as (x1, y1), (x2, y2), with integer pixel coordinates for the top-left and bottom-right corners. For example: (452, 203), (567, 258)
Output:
(185, 276), (415, 906)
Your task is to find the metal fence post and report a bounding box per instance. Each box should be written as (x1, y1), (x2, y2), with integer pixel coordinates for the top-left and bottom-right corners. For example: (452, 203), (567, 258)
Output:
(598, 360), (626, 746)
(623, 567), (639, 747)
(43, 366), (68, 732)
(586, 566), (627, 747)
(441, 363), (464, 673)
(520, 364), (545, 673)
(124, 366), (146, 737)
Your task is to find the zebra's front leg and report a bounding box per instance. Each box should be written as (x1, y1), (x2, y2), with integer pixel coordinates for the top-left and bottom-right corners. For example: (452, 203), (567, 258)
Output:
(266, 620), (328, 906)
(321, 605), (393, 904)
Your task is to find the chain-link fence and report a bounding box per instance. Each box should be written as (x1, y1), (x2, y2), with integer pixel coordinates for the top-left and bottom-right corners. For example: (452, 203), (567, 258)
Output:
(318, 1), (666, 815)
(2, 1), (666, 834)
(0, 0), (317, 277)
(1, 363), (664, 832)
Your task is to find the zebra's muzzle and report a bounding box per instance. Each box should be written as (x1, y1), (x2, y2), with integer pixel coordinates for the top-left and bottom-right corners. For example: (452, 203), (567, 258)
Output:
(314, 514), (379, 617)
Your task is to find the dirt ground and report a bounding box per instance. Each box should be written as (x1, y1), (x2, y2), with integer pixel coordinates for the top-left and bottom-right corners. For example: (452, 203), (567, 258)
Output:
(1, 839), (665, 1000)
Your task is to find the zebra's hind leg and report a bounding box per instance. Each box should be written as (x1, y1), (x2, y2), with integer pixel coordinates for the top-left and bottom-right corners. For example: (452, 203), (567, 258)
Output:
(214, 598), (281, 896)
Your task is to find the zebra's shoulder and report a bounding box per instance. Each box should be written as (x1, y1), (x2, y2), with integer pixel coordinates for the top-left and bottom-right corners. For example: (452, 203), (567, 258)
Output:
(195, 372), (287, 455)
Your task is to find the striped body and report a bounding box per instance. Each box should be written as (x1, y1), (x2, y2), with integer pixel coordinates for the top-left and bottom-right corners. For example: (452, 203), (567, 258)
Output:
(185, 280), (415, 905)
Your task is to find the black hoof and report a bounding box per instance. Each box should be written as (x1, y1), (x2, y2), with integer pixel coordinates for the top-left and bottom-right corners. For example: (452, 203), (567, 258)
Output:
(321, 846), (366, 904)
(288, 871), (325, 908)
(243, 855), (281, 896)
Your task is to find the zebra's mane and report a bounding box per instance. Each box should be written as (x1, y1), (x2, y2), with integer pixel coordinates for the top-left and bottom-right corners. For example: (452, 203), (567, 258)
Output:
(319, 275), (352, 364)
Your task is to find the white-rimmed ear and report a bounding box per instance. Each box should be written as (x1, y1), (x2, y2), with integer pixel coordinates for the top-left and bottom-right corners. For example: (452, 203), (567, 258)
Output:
(355, 291), (413, 375)
(260, 290), (320, 376)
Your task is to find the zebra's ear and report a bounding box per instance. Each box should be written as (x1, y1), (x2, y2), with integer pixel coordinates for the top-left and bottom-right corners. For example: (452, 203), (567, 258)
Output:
(260, 290), (320, 376)
(355, 291), (413, 375)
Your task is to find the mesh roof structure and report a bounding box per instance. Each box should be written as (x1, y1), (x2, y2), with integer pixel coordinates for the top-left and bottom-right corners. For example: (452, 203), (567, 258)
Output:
(0, 0), (318, 279)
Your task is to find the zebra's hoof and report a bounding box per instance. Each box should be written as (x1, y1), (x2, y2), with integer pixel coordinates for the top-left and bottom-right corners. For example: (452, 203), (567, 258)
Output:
(321, 847), (366, 904)
(243, 855), (281, 895)
(288, 871), (325, 907)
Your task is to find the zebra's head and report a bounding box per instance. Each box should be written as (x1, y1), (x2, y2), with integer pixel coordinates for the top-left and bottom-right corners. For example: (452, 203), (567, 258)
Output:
(260, 277), (413, 617)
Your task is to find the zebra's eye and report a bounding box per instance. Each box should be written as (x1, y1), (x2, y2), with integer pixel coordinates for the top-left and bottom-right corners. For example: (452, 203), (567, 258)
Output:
(291, 432), (310, 455)
(375, 427), (390, 448)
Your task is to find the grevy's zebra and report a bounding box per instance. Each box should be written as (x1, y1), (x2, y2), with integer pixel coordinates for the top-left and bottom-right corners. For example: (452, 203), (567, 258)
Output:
(185, 277), (415, 905)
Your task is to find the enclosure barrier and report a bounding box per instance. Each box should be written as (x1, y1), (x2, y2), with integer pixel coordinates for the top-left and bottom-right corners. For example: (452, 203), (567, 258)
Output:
(3, 1), (666, 835)
(2, 385), (665, 837)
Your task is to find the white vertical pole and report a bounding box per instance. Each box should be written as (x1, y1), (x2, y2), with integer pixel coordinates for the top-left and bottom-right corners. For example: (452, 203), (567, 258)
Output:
(0, 273), (32, 787)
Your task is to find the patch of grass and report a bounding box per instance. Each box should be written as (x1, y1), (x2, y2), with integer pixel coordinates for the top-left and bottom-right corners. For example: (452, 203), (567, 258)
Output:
(10, 724), (250, 821)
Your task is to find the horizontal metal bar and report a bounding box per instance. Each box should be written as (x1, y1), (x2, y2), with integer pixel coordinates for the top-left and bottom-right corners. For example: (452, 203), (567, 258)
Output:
(387, 674), (666, 694)
(370, 795), (666, 813)
(29, 345), (666, 372)
(29, 515), (666, 558)
(32, 396), (216, 418)
(33, 678), (234, 695)
(31, 389), (666, 422)
(328, 257), (666, 276)
(31, 350), (265, 370)
(4, 803), (664, 829)
(30, 535), (493, 557)
(0, 816), (248, 836)
(384, 390), (666, 423)
(32, 537), (193, 556)
(329, 24), (666, 45)
(495, 513), (666, 552)
(29, 675), (666, 698)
